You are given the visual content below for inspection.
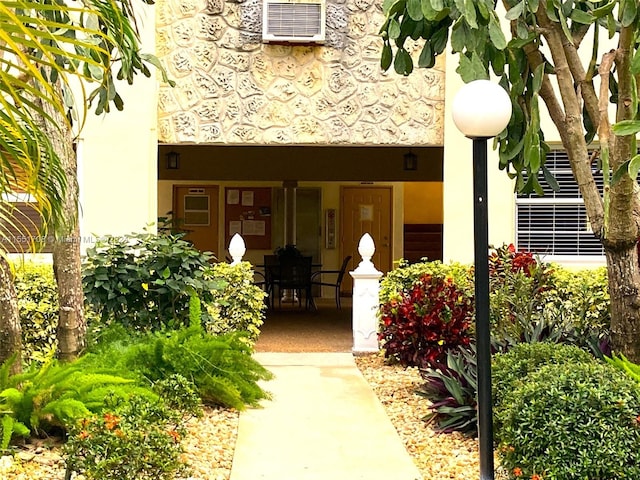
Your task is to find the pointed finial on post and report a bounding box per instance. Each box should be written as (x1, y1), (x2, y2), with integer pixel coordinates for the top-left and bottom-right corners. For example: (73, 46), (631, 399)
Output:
(350, 233), (382, 353)
(229, 233), (246, 265)
(355, 233), (376, 272)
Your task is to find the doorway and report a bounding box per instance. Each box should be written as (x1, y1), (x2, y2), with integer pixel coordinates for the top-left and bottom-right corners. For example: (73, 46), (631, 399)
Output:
(341, 186), (393, 293)
(172, 185), (220, 255)
(272, 187), (322, 262)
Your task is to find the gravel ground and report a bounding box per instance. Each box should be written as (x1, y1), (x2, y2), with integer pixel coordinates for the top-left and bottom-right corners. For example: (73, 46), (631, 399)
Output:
(2, 353), (484, 480)
(355, 353), (482, 480)
(0, 407), (239, 480)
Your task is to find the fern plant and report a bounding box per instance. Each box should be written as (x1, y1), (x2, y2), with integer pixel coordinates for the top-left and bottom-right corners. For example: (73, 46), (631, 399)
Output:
(0, 354), (157, 450)
(84, 324), (273, 410)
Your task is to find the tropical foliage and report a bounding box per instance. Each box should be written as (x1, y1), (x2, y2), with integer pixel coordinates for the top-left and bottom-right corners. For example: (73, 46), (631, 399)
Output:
(379, 272), (473, 369)
(379, 0), (640, 362)
(83, 231), (224, 331)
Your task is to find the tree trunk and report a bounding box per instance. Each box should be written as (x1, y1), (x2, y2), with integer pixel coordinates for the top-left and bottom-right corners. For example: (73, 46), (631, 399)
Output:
(49, 124), (85, 362)
(35, 80), (86, 361)
(53, 222), (85, 361)
(0, 256), (22, 373)
(606, 246), (640, 363)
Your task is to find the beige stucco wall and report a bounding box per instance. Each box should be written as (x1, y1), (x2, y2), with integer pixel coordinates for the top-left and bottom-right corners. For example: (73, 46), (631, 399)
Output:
(156, 0), (445, 145)
(442, 58), (516, 264)
(77, 3), (159, 251)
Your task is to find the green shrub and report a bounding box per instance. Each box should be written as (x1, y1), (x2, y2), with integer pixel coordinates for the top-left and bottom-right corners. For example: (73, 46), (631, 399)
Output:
(13, 261), (58, 365)
(379, 259), (473, 307)
(204, 261), (266, 341)
(543, 265), (610, 332)
(492, 342), (594, 414)
(64, 394), (189, 480)
(153, 373), (203, 418)
(83, 231), (224, 331)
(497, 362), (640, 480)
(82, 324), (273, 410)
(0, 354), (156, 449)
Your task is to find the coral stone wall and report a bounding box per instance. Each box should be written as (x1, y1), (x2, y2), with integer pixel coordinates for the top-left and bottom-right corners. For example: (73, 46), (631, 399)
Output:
(156, 0), (445, 145)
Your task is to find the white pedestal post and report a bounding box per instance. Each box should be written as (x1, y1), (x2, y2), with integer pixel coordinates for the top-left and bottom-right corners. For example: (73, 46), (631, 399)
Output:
(350, 233), (382, 354)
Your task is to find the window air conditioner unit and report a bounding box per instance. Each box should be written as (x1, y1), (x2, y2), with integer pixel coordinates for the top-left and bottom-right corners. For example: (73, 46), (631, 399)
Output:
(262, 0), (326, 44)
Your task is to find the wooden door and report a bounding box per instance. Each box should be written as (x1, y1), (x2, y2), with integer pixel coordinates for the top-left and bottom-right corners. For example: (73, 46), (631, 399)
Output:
(173, 185), (219, 256)
(341, 186), (393, 293)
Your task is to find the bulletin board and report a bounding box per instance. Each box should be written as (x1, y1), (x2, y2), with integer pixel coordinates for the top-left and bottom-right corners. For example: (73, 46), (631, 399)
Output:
(224, 187), (272, 250)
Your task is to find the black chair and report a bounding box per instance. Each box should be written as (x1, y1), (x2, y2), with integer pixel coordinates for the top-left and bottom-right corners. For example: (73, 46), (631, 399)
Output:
(262, 255), (280, 308)
(267, 255), (314, 309)
(310, 255), (352, 309)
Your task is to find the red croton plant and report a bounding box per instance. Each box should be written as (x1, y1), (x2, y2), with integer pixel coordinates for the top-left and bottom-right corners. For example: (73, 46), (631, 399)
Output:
(379, 273), (474, 370)
(488, 243), (539, 278)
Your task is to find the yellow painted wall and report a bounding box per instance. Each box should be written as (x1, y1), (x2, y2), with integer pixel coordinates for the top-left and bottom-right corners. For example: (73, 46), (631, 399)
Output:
(77, 4), (158, 253)
(442, 57), (516, 264)
(403, 183), (443, 224)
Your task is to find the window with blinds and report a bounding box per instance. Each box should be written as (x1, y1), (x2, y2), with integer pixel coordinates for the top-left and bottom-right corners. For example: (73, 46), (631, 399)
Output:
(515, 149), (605, 257)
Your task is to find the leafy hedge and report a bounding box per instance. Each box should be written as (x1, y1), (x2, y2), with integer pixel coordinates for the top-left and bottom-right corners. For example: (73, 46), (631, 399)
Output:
(497, 361), (640, 480)
(83, 232), (224, 331)
(13, 262), (58, 364)
(492, 343), (594, 421)
(204, 261), (266, 342)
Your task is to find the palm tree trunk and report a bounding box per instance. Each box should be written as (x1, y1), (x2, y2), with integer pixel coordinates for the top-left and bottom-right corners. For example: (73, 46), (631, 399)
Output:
(35, 80), (86, 361)
(48, 117), (85, 362)
(53, 223), (85, 361)
(0, 256), (22, 373)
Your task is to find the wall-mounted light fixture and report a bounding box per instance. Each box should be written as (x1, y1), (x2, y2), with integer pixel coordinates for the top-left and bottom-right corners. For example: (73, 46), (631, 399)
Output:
(166, 151), (180, 170)
(403, 150), (418, 171)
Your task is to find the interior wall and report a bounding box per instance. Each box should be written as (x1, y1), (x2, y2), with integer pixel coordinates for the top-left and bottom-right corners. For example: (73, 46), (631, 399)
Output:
(403, 182), (443, 224)
(158, 180), (403, 272)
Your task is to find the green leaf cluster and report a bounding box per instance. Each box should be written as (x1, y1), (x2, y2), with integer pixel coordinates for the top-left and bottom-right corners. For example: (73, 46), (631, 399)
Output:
(606, 352), (640, 382)
(0, 354), (156, 450)
(13, 261), (58, 365)
(492, 342), (594, 415)
(204, 261), (267, 342)
(544, 264), (610, 333)
(83, 325), (273, 410)
(83, 231), (225, 331)
(496, 356), (640, 479)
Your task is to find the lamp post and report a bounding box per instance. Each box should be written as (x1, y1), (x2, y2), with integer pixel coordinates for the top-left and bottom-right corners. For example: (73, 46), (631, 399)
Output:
(451, 79), (512, 480)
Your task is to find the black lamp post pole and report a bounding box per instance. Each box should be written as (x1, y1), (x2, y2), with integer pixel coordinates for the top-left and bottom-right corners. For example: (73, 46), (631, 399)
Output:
(472, 136), (494, 480)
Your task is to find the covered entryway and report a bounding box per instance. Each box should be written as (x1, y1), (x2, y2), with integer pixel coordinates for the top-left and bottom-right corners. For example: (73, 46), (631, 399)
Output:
(158, 145), (444, 272)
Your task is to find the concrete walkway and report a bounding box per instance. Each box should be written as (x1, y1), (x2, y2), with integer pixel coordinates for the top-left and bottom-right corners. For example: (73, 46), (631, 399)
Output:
(230, 352), (423, 480)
